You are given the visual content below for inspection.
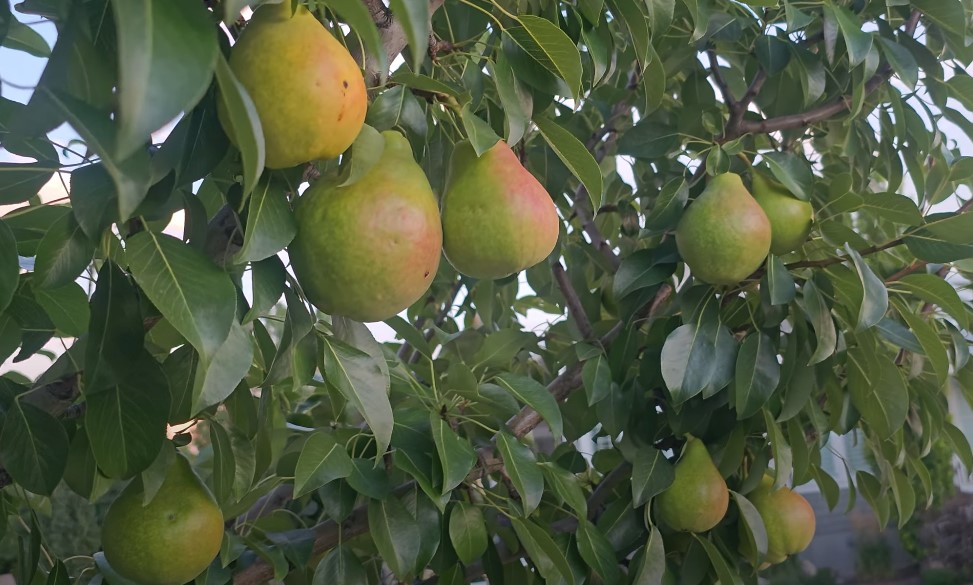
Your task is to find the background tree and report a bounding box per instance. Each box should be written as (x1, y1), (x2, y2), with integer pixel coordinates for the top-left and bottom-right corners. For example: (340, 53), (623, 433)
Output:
(0, 0), (972, 583)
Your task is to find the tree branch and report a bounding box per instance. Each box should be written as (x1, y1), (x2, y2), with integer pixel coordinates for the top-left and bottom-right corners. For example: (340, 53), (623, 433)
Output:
(351, 0), (447, 86)
(552, 262), (594, 341)
(736, 10), (921, 136)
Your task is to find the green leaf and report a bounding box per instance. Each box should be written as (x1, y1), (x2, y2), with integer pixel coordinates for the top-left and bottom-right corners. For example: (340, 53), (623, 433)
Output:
(323, 0), (386, 78)
(85, 352), (170, 478)
(313, 546), (367, 585)
(111, 0), (217, 159)
(0, 163), (55, 205)
(617, 122), (681, 160)
(538, 462), (587, 516)
(389, 0), (429, 73)
(605, 0), (650, 70)
(661, 318), (718, 404)
(40, 91), (152, 221)
(70, 164), (118, 240)
(694, 534), (743, 585)
(631, 528), (666, 585)
(582, 353), (612, 406)
(613, 249), (671, 299)
(510, 518), (577, 585)
(803, 279), (837, 365)
(429, 413), (477, 494)
(732, 491), (768, 566)
(896, 302), (949, 387)
(235, 176), (296, 263)
(243, 255), (286, 323)
(209, 419), (235, 504)
(533, 114), (603, 209)
(645, 178), (688, 231)
(368, 496), (421, 581)
(877, 37), (918, 91)
(294, 431), (354, 497)
(34, 283), (89, 338)
(734, 333), (781, 419)
(495, 374), (563, 438)
(33, 212), (93, 289)
(320, 336), (394, 457)
(763, 409), (792, 490)
(214, 54), (265, 198)
(755, 35), (791, 76)
(193, 319), (253, 414)
(127, 231), (236, 362)
(858, 193), (922, 225)
(2, 18), (50, 57)
(0, 398), (69, 495)
(895, 274), (969, 329)
(490, 50), (532, 145)
(496, 432), (545, 516)
(825, 2), (872, 68)
(631, 447), (674, 507)
(762, 152), (813, 201)
(459, 106), (502, 156)
(86, 261), (144, 389)
(910, 0), (967, 36)
(507, 15), (582, 98)
(339, 124), (384, 187)
(765, 255), (795, 305)
(449, 503), (488, 565)
(890, 468), (916, 529)
(847, 341), (908, 439)
(845, 243), (888, 331)
(0, 219), (19, 314)
(577, 519), (621, 583)
(680, 0), (711, 42)
(943, 422), (973, 474)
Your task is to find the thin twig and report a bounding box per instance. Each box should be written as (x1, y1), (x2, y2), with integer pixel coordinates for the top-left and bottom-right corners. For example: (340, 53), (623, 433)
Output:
(552, 262), (595, 341)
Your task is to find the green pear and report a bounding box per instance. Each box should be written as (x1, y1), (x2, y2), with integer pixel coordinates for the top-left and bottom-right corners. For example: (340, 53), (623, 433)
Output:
(655, 437), (729, 533)
(289, 131), (442, 322)
(749, 476), (816, 563)
(101, 454), (224, 585)
(441, 141), (559, 279)
(675, 173), (771, 285)
(751, 172), (814, 255)
(221, 3), (367, 168)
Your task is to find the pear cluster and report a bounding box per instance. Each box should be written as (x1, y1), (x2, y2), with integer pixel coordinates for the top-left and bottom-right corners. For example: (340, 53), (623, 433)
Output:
(675, 171), (814, 285)
(220, 4), (559, 323)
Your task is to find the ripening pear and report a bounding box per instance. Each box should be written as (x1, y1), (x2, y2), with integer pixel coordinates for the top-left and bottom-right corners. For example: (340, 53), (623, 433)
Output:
(441, 141), (559, 279)
(749, 476), (816, 564)
(289, 131), (442, 322)
(675, 173), (771, 285)
(655, 437), (729, 533)
(750, 172), (814, 255)
(101, 454), (224, 585)
(221, 3), (367, 168)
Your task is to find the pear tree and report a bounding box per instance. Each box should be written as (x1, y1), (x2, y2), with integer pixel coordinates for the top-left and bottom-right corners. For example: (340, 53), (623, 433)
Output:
(0, 0), (972, 583)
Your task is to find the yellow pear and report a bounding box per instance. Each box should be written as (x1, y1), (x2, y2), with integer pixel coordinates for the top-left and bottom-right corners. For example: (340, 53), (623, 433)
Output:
(222, 3), (367, 168)
(289, 131), (442, 322)
(675, 173), (771, 285)
(441, 141), (559, 279)
(750, 172), (814, 255)
(655, 437), (729, 532)
(101, 454), (224, 585)
(749, 476), (816, 563)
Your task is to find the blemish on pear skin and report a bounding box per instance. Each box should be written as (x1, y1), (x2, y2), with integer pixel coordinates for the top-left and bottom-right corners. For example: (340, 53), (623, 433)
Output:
(343, 80), (349, 88)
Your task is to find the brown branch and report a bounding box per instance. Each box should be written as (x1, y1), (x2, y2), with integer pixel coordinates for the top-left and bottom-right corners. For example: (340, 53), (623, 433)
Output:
(351, 0), (447, 86)
(552, 262), (595, 341)
(736, 10), (921, 136)
(397, 278), (463, 362)
(707, 49), (736, 111)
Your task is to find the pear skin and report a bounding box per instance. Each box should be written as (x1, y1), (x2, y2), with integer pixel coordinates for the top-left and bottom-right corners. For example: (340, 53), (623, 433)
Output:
(289, 131), (442, 322)
(749, 476), (816, 561)
(102, 455), (224, 585)
(675, 173), (771, 285)
(222, 3), (367, 168)
(655, 437), (729, 532)
(751, 172), (814, 255)
(441, 141), (559, 279)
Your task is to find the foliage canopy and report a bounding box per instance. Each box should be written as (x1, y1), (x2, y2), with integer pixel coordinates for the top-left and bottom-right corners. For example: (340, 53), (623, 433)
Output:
(0, 0), (972, 583)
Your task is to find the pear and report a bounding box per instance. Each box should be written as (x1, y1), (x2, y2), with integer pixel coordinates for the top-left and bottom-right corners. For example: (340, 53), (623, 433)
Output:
(102, 454), (224, 585)
(748, 475), (816, 564)
(751, 172), (814, 255)
(675, 173), (771, 285)
(289, 131), (442, 322)
(655, 437), (729, 532)
(441, 141), (559, 279)
(221, 3), (367, 168)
